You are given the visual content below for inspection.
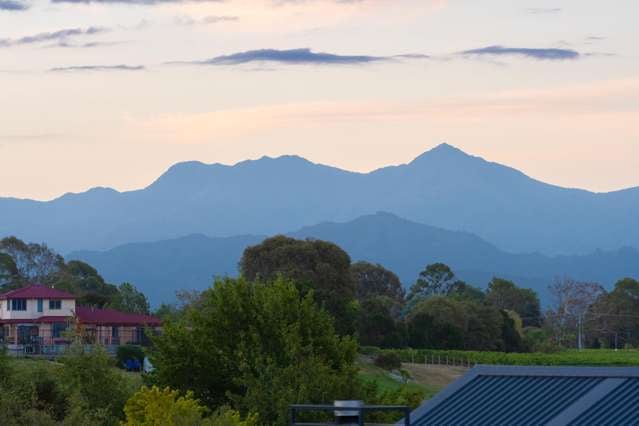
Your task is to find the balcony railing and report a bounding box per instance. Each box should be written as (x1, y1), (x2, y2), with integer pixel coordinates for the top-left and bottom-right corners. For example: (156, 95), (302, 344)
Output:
(289, 404), (410, 426)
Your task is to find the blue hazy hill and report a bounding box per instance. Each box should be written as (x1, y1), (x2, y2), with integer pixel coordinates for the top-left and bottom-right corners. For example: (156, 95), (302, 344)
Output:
(69, 213), (639, 306)
(2, 144), (638, 255)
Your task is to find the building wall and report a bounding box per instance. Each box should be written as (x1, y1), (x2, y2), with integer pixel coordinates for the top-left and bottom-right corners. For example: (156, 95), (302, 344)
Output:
(0, 298), (76, 320)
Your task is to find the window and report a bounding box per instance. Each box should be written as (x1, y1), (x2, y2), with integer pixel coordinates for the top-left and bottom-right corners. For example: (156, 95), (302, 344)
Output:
(37, 298), (43, 313)
(11, 299), (27, 311)
(49, 300), (62, 310)
(52, 322), (67, 338)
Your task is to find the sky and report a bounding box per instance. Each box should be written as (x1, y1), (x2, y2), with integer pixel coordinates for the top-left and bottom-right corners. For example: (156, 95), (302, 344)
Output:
(0, 0), (638, 200)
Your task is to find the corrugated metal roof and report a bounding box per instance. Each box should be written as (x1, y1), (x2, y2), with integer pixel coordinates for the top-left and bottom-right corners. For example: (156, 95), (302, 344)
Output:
(0, 284), (76, 300)
(405, 366), (639, 426)
(569, 378), (639, 426)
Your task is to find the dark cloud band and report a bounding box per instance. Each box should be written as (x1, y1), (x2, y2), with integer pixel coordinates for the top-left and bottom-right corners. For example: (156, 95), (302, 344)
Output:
(199, 48), (385, 65)
(461, 45), (579, 60)
(0, 27), (107, 48)
(0, 0), (28, 10)
(50, 64), (145, 72)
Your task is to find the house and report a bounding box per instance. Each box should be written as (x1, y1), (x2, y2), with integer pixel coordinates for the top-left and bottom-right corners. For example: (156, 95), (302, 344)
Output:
(405, 365), (639, 425)
(0, 284), (161, 355)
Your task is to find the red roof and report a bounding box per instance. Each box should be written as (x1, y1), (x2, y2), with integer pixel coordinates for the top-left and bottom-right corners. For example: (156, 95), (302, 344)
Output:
(0, 284), (76, 300)
(76, 306), (162, 326)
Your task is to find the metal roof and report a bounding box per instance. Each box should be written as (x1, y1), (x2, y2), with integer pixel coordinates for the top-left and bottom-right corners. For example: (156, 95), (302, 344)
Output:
(0, 284), (76, 300)
(404, 365), (639, 426)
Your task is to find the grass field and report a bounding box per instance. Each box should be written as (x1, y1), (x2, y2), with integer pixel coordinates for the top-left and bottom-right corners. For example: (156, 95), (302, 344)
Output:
(386, 348), (639, 367)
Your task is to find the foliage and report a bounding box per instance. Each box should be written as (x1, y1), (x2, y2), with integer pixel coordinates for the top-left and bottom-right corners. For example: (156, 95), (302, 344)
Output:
(406, 297), (465, 349)
(351, 261), (405, 305)
(546, 277), (605, 347)
(110, 282), (150, 314)
(123, 386), (210, 425)
(240, 235), (357, 334)
(486, 278), (542, 327)
(588, 278), (639, 348)
(447, 281), (485, 302)
(385, 348), (639, 366)
(117, 345), (146, 368)
(0, 236), (64, 285)
(60, 344), (133, 423)
(357, 296), (405, 348)
(373, 352), (402, 371)
(207, 407), (259, 426)
(409, 263), (456, 300)
(150, 277), (359, 425)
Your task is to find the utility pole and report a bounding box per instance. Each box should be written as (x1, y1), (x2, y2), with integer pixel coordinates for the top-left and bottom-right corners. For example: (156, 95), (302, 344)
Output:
(577, 314), (583, 351)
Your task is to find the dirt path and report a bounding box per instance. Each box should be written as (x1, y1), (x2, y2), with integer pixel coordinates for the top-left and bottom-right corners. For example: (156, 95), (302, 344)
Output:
(402, 363), (469, 390)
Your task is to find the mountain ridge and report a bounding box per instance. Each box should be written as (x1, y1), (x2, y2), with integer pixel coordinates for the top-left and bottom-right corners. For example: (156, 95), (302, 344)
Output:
(68, 212), (639, 306)
(2, 144), (638, 254)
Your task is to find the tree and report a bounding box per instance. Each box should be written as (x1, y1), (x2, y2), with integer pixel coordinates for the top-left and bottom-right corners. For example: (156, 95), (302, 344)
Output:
(486, 278), (542, 327)
(60, 344), (132, 424)
(406, 297), (465, 349)
(546, 277), (605, 348)
(409, 263), (456, 300)
(0, 236), (64, 283)
(357, 296), (404, 348)
(239, 236), (357, 334)
(0, 253), (19, 288)
(351, 261), (405, 305)
(447, 281), (485, 302)
(461, 301), (505, 351)
(150, 277), (359, 425)
(55, 260), (119, 308)
(110, 282), (150, 314)
(589, 278), (639, 348)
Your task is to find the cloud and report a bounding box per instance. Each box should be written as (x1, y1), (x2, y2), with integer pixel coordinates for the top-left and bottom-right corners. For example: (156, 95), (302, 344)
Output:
(180, 48), (388, 66)
(0, 27), (108, 48)
(174, 15), (239, 26)
(49, 64), (145, 72)
(527, 7), (561, 14)
(461, 45), (579, 61)
(52, 0), (222, 4)
(0, 0), (28, 10)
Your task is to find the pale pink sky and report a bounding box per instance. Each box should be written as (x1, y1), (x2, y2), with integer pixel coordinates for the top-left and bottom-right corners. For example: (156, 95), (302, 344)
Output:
(1, 0), (638, 199)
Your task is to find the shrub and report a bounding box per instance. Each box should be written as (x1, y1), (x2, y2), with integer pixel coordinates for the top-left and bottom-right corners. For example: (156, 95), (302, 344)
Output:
(117, 344), (145, 369)
(374, 352), (402, 371)
(123, 386), (208, 425)
(61, 344), (132, 424)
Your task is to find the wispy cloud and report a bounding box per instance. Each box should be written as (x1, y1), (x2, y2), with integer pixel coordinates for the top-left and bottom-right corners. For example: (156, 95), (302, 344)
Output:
(461, 45), (579, 61)
(196, 48), (385, 65)
(50, 64), (145, 72)
(526, 7), (561, 14)
(174, 15), (239, 26)
(52, 0), (222, 4)
(0, 0), (28, 10)
(0, 27), (108, 48)
(175, 48), (430, 67)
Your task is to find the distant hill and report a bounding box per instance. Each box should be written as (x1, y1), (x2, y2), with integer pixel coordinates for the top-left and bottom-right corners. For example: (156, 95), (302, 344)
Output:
(69, 213), (639, 306)
(2, 144), (639, 255)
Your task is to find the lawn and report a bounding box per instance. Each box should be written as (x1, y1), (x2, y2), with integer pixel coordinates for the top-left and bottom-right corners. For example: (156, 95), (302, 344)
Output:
(357, 357), (441, 400)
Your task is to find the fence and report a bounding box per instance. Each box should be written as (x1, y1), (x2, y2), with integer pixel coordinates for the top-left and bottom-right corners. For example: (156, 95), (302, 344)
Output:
(4, 343), (119, 358)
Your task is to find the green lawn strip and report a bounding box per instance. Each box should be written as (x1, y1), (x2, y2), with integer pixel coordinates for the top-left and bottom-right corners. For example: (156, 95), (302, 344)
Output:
(385, 348), (639, 367)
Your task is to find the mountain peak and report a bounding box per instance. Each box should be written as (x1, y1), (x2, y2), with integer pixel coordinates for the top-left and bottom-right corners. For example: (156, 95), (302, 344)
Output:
(412, 143), (470, 162)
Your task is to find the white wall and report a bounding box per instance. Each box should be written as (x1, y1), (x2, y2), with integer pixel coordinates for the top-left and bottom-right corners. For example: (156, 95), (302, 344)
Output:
(0, 298), (76, 321)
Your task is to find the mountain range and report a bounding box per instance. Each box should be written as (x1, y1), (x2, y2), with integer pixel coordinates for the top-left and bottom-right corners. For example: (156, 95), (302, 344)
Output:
(2, 143), (638, 256)
(69, 213), (639, 306)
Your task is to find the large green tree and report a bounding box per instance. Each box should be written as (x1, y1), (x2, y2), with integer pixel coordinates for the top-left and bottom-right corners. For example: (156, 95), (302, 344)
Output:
(0, 236), (64, 284)
(409, 263), (456, 301)
(590, 278), (639, 348)
(110, 282), (150, 314)
(351, 261), (405, 305)
(150, 277), (359, 425)
(239, 236), (357, 334)
(486, 278), (542, 327)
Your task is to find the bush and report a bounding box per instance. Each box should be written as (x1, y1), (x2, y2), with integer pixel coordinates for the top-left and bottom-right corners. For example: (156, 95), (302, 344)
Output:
(374, 352), (402, 371)
(123, 386), (208, 425)
(117, 344), (145, 369)
(61, 344), (133, 424)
